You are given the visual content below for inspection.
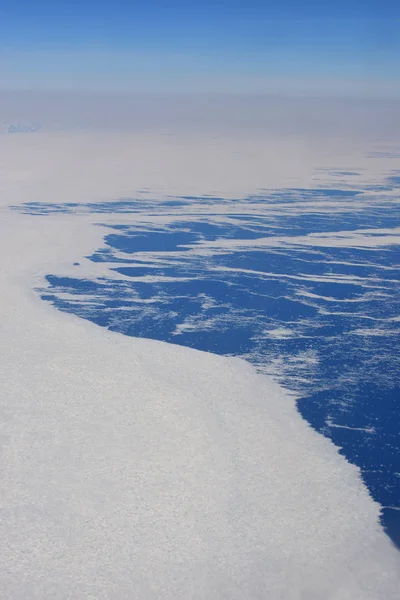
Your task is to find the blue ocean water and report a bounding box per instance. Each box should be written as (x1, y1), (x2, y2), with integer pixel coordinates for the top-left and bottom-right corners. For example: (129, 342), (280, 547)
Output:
(14, 174), (400, 547)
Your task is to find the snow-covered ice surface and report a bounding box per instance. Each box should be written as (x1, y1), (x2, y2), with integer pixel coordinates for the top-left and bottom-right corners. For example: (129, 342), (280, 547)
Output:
(1, 131), (400, 599)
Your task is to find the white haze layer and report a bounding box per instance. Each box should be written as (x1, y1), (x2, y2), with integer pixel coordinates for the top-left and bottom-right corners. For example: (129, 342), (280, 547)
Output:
(0, 123), (399, 599)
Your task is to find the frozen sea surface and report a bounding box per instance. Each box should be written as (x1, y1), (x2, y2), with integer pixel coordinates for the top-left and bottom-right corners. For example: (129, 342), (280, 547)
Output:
(16, 171), (400, 548)
(3, 125), (400, 598)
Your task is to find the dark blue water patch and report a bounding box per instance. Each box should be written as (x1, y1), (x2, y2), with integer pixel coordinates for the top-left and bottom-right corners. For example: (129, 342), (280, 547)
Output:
(382, 509), (400, 549)
(184, 221), (268, 241)
(298, 384), (400, 546)
(106, 231), (199, 253)
(272, 211), (399, 237)
(89, 248), (117, 263)
(304, 280), (376, 300)
(45, 275), (102, 293)
(93, 214), (400, 269)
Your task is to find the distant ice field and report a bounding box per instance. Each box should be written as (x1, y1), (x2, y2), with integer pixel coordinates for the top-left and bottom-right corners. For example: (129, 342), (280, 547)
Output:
(16, 170), (400, 548)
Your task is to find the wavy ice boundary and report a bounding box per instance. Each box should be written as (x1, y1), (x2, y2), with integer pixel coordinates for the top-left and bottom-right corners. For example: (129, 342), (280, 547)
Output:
(0, 213), (398, 600)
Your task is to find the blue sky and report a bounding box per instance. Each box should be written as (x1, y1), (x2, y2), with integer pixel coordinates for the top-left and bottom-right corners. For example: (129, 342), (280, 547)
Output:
(0, 1), (399, 94)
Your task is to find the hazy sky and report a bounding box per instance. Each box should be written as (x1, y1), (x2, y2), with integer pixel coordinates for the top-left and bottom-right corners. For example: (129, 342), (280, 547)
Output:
(1, 1), (399, 95)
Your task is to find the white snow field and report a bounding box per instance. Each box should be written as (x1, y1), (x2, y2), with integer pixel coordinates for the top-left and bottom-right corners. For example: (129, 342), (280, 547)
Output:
(0, 130), (399, 599)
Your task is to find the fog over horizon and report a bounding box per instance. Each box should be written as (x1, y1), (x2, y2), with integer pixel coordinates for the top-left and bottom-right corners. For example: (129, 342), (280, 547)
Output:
(1, 89), (400, 140)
